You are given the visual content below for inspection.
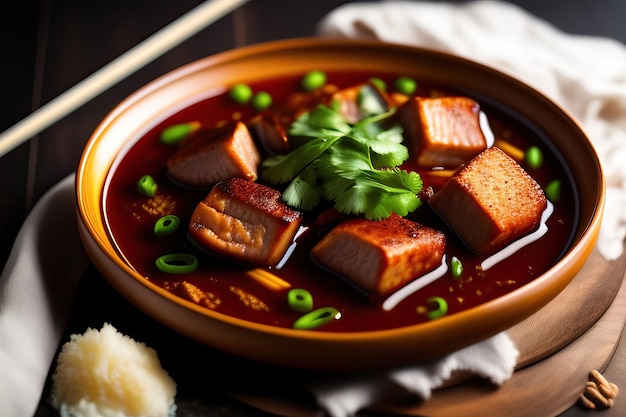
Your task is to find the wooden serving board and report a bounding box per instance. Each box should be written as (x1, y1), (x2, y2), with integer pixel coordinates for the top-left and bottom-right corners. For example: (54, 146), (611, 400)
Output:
(510, 248), (625, 368)
(221, 248), (626, 417)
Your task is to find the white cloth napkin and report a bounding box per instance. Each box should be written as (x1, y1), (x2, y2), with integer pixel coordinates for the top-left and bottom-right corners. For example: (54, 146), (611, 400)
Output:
(307, 1), (626, 416)
(0, 174), (90, 417)
(305, 332), (518, 417)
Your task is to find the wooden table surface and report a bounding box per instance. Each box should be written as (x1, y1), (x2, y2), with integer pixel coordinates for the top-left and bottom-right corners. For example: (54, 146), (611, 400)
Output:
(3, 1), (626, 416)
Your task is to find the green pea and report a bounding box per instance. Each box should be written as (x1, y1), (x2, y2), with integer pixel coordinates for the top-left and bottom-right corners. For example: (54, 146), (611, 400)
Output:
(451, 256), (463, 278)
(159, 122), (200, 145)
(155, 253), (199, 274)
(287, 288), (313, 313)
(426, 296), (448, 320)
(293, 307), (340, 330)
(137, 174), (157, 197)
(368, 77), (386, 91)
(252, 91), (273, 110)
(394, 76), (417, 95)
(546, 180), (562, 202)
(301, 70), (327, 91)
(154, 215), (181, 236)
(229, 83), (253, 104)
(525, 146), (543, 169)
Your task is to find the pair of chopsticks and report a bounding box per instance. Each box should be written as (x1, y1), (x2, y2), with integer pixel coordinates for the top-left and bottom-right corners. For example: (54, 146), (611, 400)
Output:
(0, 0), (250, 159)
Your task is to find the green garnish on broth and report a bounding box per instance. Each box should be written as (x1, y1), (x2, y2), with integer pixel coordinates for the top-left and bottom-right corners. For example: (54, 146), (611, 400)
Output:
(261, 104), (423, 220)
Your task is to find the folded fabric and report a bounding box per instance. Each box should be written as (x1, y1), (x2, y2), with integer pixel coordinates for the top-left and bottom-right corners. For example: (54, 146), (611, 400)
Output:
(0, 174), (90, 417)
(318, 0), (626, 262)
(309, 1), (626, 416)
(305, 332), (518, 417)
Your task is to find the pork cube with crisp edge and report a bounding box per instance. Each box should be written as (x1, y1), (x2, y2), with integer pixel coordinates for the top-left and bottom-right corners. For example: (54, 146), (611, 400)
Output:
(429, 146), (547, 254)
(167, 121), (261, 188)
(311, 214), (446, 297)
(398, 96), (488, 168)
(189, 177), (303, 266)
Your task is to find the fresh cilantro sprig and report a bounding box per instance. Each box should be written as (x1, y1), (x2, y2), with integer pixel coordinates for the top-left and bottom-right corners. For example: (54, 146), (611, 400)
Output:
(261, 104), (423, 220)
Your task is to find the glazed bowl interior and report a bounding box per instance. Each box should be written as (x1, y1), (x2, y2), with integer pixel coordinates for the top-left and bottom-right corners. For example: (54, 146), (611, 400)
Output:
(76, 38), (604, 371)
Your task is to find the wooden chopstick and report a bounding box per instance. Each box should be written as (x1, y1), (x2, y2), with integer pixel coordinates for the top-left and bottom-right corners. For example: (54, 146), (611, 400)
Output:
(0, 0), (250, 159)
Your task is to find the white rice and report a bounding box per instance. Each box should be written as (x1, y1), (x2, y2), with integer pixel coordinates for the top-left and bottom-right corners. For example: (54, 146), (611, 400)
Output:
(50, 323), (177, 417)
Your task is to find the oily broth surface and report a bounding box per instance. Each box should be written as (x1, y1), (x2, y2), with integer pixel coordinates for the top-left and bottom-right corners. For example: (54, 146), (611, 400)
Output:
(104, 71), (577, 332)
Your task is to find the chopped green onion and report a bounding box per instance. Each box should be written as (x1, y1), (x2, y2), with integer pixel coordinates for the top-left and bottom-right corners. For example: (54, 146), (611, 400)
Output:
(137, 174), (157, 197)
(293, 307), (340, 330)
(287, 288), (313, 313)
(154, 215), (181, 236)
(301, 70), (327, 91)
(525, 146), (543, 169)
(159, 121), (200, 145)
(155, 253), (199, 274)
(426, 296), (448, 320)
(252, 91), (273, 110)
(394, 76), (417, 95)
(546, 179), (562, 202)
(451, 256), (463, 278)
(229, 83), (253, 104)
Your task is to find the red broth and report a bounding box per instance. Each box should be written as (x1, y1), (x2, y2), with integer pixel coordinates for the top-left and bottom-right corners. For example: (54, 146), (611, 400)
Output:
(104, 72), (577, 332)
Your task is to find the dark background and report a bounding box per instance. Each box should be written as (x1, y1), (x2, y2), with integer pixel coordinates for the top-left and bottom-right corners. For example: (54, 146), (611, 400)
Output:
(2, 1), (626, 416)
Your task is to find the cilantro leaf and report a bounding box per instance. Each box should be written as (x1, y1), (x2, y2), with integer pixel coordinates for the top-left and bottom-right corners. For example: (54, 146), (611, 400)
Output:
(261, 102), (423, 220)
(261, 136), (338, 184)
(349, 111), (408, 168)
(289, 105), (351, 138)
(281, 164), (323, 210)
(330, 170), (423, 220)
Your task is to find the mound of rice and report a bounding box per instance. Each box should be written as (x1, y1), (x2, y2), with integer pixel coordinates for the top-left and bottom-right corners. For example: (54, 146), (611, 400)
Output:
(50, 323), (177, 417)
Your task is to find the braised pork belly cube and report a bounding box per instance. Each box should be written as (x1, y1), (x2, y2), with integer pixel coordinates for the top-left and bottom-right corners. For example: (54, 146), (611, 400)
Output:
(311, 215), (446, 297)
(331, 81), (393, 123)
(398, 96), (488, 168)
(189, 177), (303, 266)
(429, 147), (547, 254)
(248, 84), (337, 154)
(247, 112), (290, 155)
(167, 121), (261, 188)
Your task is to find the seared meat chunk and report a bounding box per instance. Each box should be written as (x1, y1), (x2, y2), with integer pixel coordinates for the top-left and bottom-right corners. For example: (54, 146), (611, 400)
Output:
(189, 177), (303, 266)
(167, 121), (261, 188)
(311, 214), (446, 297)
(248, 81), (390, 155)
(429, 147), (547, 254)
(247, 112), (290, 155)
(248, 84), (337, 154)
(398, 96), (488, 168)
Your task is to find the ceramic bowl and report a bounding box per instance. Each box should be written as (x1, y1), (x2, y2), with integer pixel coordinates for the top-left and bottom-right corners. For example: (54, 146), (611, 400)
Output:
(76, 38), (604, 371)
